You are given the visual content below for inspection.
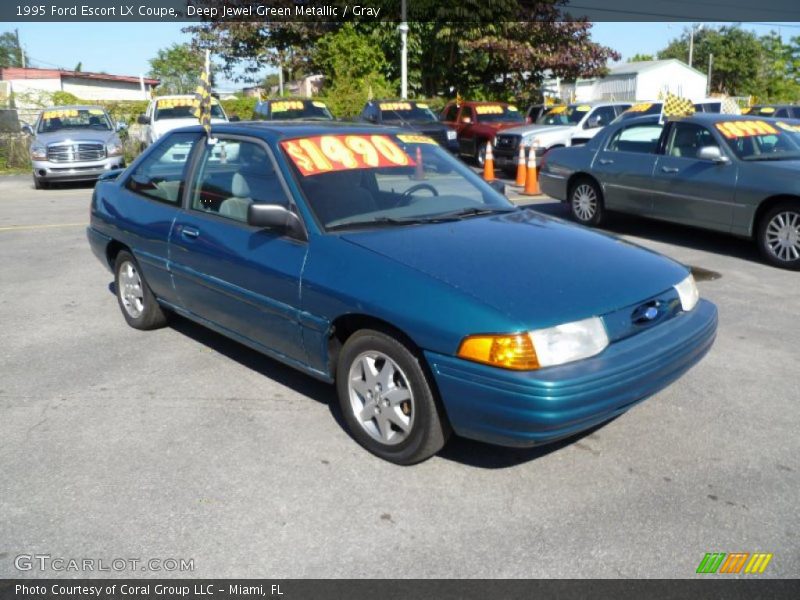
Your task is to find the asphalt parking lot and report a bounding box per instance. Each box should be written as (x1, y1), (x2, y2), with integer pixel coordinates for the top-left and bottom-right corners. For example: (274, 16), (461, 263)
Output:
(1, 172), (797, 579)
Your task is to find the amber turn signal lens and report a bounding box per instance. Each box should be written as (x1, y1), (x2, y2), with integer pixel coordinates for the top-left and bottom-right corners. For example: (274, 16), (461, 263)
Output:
(457, 334), (540, 370)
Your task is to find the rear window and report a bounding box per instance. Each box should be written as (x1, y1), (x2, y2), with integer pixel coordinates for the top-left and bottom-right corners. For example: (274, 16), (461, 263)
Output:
(473, 104), (524, 124)
(154, 98), (225, 120)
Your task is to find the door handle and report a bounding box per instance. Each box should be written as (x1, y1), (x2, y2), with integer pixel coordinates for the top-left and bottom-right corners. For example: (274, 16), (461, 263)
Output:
(181, 226), (200, 240)
(661, 166), (679, 174)
(598, 158), (614, 165)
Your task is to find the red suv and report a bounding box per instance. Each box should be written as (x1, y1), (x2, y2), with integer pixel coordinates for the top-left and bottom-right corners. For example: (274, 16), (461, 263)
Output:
(440, 101), (525, 166)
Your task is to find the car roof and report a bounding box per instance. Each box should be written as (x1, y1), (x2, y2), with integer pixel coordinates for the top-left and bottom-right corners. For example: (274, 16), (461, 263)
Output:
(167, 121), (408, 141)
(567, 101), (631, 107)
(614, 113), (790, 126)
(454, 100), (512, 106)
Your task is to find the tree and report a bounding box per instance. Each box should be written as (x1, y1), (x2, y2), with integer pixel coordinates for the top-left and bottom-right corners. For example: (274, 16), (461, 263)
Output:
(74, 62), (82, 72)
(757, 32), (800, 102)
(0, 31), (27, 68)
(148, 43), (206, 94)
(628, 53), (655, 62)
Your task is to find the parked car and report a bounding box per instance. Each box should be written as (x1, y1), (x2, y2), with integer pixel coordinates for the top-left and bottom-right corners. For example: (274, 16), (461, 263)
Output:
(136, 95), (230, 151)
(494, 102), (631, 172)
(539, 113), (800, 269)
(253, 98), (334, 121)
(742, 104), (800, 119)
(439, 101), (525, 166)
(28, 105), (126, 189)
(358, 100), (458, 152)
(87, 121), (717, 464)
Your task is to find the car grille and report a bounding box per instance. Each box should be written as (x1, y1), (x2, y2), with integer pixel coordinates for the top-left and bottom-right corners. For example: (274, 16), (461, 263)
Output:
(495, 134), (520, 151)
(47, 142), (106, 163)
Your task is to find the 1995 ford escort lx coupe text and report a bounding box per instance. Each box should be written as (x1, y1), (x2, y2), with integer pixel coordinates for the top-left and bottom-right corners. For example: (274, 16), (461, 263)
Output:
(87, 122), (717, 464)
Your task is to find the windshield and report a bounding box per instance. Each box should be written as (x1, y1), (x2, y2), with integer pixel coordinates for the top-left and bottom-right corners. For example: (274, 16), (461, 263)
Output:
(538, 105), (589, 125)
(37, 108), (112, 133)
(716, 120), (800, 161)
(474, 105), (524, 124)
(154, 98), (225, 120)
(281, 133), (515, 231)
(269, 100), (333, 120)
(613, 102), (663, 122)
(379, 102), (437, 123)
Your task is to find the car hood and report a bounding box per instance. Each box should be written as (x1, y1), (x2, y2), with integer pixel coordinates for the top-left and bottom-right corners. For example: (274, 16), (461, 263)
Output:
(34, 129), (118, 145)
(499, 124), (575, 137)
(339, 210), (688, 329)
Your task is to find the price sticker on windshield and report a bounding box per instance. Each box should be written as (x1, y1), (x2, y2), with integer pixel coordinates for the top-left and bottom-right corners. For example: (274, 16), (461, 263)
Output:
(281, 134), (415, 177)
(547, 106), (567, 115)
(715, 120), (779, 139)
(397, 134), (437, 145)
(157, 98), (195, 108)
(475, 105), (504, 115)
(43, 109), (78, 119)
(627, 103), (653, 113)
(272, 101), (304, 112)
(379, 102), (412, 111)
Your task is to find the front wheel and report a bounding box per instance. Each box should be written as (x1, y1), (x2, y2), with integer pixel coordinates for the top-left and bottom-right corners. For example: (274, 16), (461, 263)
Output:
(336, 329), (450, 465)
(114, 250), (168, 329)
(569, 178), (605, 227)
(757, 201), (800, 270)
(475, 140), (487, 167)
(33, 175), (48, 190)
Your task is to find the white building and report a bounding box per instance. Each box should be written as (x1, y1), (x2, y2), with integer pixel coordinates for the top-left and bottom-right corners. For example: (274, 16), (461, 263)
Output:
(555, 59), (708, 103)
(0, 67), (159, 105)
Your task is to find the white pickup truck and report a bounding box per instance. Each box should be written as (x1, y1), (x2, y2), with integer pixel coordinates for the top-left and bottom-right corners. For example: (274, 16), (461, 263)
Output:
(136, 95), (231, 151)
(493, 102), (632, 171)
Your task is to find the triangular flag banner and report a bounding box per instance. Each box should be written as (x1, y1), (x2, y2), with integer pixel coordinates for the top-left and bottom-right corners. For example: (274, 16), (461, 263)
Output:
(720, 96), (741, 115)
(193, 67), (212, 137)
(662, 92), (695, 118)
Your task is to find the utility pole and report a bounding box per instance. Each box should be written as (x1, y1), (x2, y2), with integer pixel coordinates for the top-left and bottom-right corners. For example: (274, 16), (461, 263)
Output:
(707, 53), (713, 95)
(278, 51), (284, 97)
(399, 0), (408, 99)
(15, 29), (25, 68)
(688, 23), (703, 68)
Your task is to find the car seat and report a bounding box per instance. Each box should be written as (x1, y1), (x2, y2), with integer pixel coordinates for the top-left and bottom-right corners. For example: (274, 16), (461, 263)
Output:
(219, 173), (253, 221)
(671, 127), (701, 158)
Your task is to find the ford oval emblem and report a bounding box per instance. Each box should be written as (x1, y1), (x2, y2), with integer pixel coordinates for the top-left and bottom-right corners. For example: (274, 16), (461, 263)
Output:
(643, 306), (658, 320)
(632, 302), (660, 325)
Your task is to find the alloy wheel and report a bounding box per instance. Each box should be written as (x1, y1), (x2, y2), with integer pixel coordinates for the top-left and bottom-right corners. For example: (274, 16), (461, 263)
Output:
(118, 261), (145, 319)
(765, 210), (800, 263)
(572, 184), (598, 222)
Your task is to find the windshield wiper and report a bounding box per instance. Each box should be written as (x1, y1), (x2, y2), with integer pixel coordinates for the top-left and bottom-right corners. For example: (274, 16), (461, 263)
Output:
(743, 155), (800, 161)
(434, 206), (519, 220)
(327, 215), (459, 231)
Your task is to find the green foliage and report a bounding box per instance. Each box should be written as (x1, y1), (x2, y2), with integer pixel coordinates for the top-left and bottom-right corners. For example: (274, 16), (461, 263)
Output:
(220, 96), (258, 120)
(50, 91), (81, 106)
(628, 53), (655, 62)
(0, 31), (26, 68)
(0, 134), (31, 170)
(148, 43), (205, 94)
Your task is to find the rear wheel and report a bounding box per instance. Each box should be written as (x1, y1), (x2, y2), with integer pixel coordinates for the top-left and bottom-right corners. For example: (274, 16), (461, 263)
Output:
(114, 250), (168, 329)
(757, 201), (800, 270)
(569, 177), (605, 227)
(475, 140), (487, 167)
(336, 329), (450, 465)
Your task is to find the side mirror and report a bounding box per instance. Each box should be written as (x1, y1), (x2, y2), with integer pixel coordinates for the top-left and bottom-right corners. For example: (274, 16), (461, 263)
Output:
(116, 121), (127, 132)
(697, 146), (729, 164)
(21, 124), (34, 135)
(229, 115), (241, 122)
(488, 180), (507, 196)
(137, 114), (149, 125)
(585, 116), (601, 129)
(247, 204), (305, 238)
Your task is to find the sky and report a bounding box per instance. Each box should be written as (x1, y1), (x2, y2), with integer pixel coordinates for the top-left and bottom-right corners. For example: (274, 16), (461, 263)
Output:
(6, 21), (800, 90)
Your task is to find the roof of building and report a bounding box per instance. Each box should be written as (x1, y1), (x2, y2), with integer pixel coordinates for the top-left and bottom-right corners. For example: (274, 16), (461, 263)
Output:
(0, 67), (158, 86)
(606, 59), (707, 78)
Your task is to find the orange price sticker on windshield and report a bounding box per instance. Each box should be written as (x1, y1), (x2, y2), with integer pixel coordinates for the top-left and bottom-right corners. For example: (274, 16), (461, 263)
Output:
(627, 103), (653, 113)
(715, 120), (779, 139)
(547, 106), (567, 115)
(475, 105), (504, 115)
(397, 134), (437, 145)
(281, 135), (415, 177)
(272, 100), (304, 112)
(379, 102), (412, 111)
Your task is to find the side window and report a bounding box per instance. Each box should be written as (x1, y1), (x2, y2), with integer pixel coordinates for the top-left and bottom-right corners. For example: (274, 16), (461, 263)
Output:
(443, 104), (459, 122)
(666, 123), (719, 159)
(614, 104), (632, 115)
(775, 108), (789, 118)
(606, 124), (664, 154)
(189, 138), (290, 223)
(459, 106), (474, 123)
(125, 132), (199, 204)
(792, 107), (800, 119)
(587, 106), (616, 128)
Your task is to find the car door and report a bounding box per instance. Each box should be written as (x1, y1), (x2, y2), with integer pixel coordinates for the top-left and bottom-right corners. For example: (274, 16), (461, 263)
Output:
(591, 121), (665, 214)
(169, 135), (309, 364)
(650, 122), (737, 231)
(114, 131), (202, 305)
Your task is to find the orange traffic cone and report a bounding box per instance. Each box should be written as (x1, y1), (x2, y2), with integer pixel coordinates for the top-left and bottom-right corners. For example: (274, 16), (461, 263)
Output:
(483, 140), (495, 181)
(412, 146), (425, 180)
(515, 143), (527, 186)
(522, 147), (540, 195)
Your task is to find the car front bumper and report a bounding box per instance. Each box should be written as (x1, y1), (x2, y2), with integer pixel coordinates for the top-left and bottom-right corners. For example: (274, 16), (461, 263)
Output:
(425, 299), (717, 447)
(33, 157), (125, 182)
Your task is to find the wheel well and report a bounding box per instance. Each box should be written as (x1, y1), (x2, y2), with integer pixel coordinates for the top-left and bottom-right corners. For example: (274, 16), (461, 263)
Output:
(327, 314), (421, 376)
(105, 240), (129, 270)
(752, 195), (800, 238)
(567, 172), (601, 198)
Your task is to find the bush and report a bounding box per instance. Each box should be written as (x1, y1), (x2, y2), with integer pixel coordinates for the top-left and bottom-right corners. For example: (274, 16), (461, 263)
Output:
(220, 96), (258, 120)
(0, 133), (31, 170)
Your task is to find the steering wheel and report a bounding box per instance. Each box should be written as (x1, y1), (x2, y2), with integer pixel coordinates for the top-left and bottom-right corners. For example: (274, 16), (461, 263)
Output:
(402, 183), (439, 198)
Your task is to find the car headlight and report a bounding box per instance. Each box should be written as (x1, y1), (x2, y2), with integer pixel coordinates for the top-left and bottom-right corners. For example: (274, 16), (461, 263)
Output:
(30, 144), (47, 160)
(457, 316), (609, 370)
(674, 273), (699, 312)
(446, 130), (457, 140)
(106, 143), (123, 156)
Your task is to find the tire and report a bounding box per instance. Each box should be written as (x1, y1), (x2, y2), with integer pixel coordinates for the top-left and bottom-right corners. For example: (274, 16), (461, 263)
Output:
(757, 201), (800, 270)
(33, 175), (48, 190)
(336, 329), (451, 465)
(114, 250), (168, 329)
(475, 140), (487, 167)
(569, 177), (605, 227)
